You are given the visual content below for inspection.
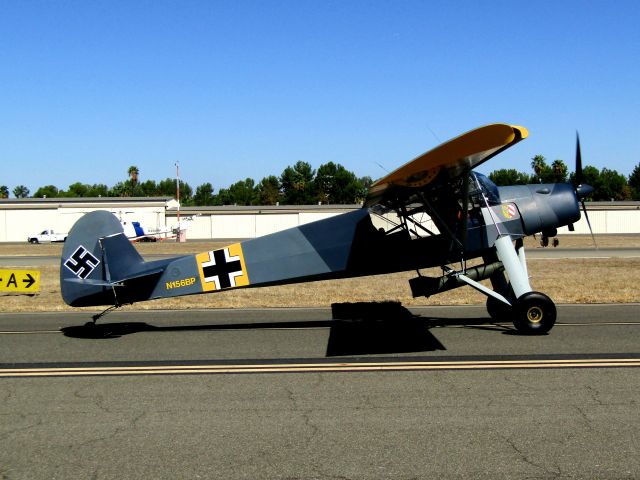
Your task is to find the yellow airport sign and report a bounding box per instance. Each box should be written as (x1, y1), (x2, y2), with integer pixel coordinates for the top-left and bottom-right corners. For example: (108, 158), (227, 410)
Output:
(0, 269), (40, 293)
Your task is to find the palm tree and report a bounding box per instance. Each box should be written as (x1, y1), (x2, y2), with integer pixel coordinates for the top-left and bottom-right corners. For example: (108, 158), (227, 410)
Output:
(13, 185), (30, 198)
(128, 166), (140, 186)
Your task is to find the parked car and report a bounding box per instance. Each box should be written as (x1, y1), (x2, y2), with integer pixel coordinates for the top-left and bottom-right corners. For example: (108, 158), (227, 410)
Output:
(27, 229), (68, 244)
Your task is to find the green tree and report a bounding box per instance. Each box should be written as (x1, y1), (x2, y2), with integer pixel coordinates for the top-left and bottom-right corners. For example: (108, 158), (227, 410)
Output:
(13, 185), (29, 198)
(256, 176), (281, 205)
(178, 181), (193, 205)
(137, 180), (159, 197)
(580, 165), (600, 189)
(193, 183), (215, 206)
(550, 159), (568, 183)
(530, 155), (553, 183)
(313, 162), (364, 204)
(157, 178), (178, 196)
(357, 176), (373, 203)
(629, 163), (640, 200)
(214, 187), (233, 205)
(359, 176), (373, 190)
(570, 166), (629, 201)
(598, 168), (629, 201)
(67, 182), (90, 197)
(109, 182), (126, 197)
(489, 169), (533, 186)
(227, 178), (257, 205)
(280, 161), (315, 204)
(87, 184), (109, 197)
(0, 185), (8, 198)
(33, 185), (60, 198)
(128, 166), (140, 186)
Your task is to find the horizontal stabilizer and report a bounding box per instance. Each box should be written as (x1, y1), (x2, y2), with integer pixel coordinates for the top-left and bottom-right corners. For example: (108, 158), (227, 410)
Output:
(63, 278), (123, 287)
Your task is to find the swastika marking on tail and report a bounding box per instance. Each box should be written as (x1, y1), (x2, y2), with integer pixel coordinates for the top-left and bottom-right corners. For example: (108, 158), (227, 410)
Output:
(64, 246), (100, 279)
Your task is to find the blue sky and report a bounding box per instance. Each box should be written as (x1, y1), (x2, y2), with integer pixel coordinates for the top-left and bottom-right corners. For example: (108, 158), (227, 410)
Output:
(1, 0), (639, 195)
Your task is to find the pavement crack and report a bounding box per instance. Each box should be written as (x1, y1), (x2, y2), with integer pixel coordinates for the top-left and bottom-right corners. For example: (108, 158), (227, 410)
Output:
(573, 405), (594, 432)
(584, 385), (605, 406)
(0, 413), (44, 441)
(73, 388), (111, 414)
(283, 382), (320, 444)
(502, 375), (535, 392)
(500, 434), (561, 478)
(1, 387), (14, 404)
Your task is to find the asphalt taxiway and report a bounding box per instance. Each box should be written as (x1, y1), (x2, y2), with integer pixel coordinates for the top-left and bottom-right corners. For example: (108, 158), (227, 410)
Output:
(1, 304), (639, 479)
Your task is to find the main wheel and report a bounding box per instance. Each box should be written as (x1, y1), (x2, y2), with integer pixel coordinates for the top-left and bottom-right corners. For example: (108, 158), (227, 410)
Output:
(486, 296), (513, 321)
(513, 291), (556, 335)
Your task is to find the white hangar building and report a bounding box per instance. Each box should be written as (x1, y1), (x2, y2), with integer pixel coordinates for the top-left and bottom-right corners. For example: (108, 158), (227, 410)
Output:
(0, 197), (638, 243)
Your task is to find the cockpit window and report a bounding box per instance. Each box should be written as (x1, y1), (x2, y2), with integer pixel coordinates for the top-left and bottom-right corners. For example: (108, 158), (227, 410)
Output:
(470, 172), (500, 206)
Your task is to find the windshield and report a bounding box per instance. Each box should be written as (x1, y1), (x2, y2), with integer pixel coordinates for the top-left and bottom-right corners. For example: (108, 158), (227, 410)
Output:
(470, 172), (500, 206)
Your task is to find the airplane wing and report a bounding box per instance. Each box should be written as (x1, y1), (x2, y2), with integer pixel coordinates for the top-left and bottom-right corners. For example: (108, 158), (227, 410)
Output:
(365, 123), (528, 206)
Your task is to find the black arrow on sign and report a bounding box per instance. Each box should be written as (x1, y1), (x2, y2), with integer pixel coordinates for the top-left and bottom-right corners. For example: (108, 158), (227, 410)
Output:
(23, 273), (36, 289)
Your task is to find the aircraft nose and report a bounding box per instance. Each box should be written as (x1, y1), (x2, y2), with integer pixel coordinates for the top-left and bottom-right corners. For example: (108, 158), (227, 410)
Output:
(533, 183), (581, 232)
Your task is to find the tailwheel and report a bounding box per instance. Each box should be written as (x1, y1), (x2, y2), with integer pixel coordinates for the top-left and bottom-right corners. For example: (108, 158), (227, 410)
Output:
(486, 296), (512, 321)
(513, 291), (556, 335)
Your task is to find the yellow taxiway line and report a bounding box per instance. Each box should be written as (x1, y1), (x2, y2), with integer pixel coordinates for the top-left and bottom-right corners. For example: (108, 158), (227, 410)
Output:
(2, 358), (640, 378)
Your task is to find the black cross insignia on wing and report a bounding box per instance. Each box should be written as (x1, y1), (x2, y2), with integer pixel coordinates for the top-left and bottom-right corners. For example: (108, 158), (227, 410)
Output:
(201, 248), (243, 290)
(64, 246), (100, 279)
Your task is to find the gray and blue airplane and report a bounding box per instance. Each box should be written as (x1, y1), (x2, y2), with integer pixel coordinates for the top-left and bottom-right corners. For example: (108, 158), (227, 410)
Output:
(60, 123), (594, 334)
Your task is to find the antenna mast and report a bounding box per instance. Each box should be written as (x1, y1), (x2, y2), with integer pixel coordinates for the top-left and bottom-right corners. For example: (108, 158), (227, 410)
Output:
(175, 161), (181, 228)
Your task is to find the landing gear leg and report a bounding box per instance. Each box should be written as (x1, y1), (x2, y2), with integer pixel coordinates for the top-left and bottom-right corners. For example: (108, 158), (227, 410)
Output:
(493, 236), (557, 335)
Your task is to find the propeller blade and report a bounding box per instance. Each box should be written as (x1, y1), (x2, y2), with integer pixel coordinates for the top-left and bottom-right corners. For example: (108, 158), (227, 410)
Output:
(575, 132), (583, 187)
(581, 200), (598, 249)
(574, 133), (596, 248)
(574, 131), (594, 199)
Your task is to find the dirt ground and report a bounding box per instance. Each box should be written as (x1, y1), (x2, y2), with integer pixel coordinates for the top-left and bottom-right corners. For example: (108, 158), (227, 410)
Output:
(1, 235), (638, 313)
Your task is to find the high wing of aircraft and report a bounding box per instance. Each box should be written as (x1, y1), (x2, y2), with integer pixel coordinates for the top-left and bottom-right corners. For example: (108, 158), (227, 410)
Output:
(60, 123), (594, 334)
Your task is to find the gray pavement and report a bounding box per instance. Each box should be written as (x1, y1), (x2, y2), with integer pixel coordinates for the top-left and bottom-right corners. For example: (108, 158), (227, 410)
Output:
(1, 304), (639, 479)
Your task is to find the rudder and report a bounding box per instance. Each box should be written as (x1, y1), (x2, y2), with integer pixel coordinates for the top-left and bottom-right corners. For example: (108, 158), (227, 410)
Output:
(60, 210), (143, 307)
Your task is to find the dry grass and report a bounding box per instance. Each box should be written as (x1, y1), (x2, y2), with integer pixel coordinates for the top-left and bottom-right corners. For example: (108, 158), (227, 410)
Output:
(1, 257), (638, 313)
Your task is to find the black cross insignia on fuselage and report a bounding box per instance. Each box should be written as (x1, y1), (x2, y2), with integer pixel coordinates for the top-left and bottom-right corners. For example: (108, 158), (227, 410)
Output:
(202, 249), (243, 289)
(64, 246), (101, 279)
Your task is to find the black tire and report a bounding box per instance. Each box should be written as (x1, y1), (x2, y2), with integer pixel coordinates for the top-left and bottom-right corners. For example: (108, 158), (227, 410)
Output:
(486, 296), (513, 321)
(29, 238), (38, 244)
(513, 291), (556, 335)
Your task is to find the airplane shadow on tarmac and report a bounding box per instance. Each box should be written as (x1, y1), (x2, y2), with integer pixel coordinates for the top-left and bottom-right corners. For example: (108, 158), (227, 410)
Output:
(60, 301), (508, 356)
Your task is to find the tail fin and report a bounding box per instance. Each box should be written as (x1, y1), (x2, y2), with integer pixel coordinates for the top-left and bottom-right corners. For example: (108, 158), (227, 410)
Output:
(60, 211), (147, 307)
